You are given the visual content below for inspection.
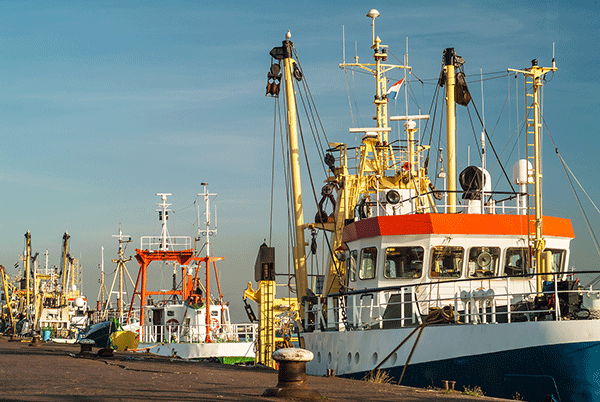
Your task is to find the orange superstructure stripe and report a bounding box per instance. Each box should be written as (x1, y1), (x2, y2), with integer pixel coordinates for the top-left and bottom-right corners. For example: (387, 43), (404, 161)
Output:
(342, 214), (574, 243)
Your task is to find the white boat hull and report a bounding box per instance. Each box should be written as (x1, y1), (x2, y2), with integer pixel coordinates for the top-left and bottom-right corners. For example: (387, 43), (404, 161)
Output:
(138, 341), (255, 361)
(303, 320), (600, 402)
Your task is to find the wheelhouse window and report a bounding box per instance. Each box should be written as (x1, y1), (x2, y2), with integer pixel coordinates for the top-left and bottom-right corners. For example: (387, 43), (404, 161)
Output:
(430, 246), (464, 278)
(359, 247), (377, 280)
(504, 247), (530, 276)
(384, 246), (424, 279)
(545, 249), (566, 273)
(347, 250), (358, 282)
(467, 247), (500, 277)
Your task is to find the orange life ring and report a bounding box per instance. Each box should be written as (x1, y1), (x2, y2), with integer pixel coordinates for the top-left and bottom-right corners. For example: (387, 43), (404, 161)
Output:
(166, 318), (179, 332)
(210, 317), (220, 330)
(402, 162), (411, 171)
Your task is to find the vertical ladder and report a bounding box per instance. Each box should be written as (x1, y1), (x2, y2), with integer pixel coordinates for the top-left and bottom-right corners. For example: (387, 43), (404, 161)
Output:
(510, 60), (556, 293)
(259, 280), (275, 368)
(524, 74), (538, 243)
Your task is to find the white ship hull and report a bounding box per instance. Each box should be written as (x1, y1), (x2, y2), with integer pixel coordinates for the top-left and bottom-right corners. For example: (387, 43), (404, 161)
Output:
(303, 320), (600, 401)
(138, 341), (255, 361)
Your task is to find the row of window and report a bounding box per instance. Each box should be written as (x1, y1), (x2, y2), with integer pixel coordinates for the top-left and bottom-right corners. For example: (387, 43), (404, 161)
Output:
(347, 246), (566, 282)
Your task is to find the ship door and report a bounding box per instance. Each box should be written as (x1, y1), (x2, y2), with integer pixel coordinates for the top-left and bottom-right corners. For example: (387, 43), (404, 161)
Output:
(153, 309), (163, 342)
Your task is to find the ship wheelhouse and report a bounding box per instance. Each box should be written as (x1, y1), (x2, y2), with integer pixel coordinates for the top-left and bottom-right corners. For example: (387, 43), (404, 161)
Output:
(344, 212), (574, 290)
(335, 211), (575, 330)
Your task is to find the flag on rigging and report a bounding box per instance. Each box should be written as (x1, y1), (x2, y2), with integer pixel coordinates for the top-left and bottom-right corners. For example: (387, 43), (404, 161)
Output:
(386, 78), (405, 100)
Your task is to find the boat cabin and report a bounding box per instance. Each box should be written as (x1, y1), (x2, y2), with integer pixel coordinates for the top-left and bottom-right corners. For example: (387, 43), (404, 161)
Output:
(143, 300), (232, 343)
(344, 212), (573, 290)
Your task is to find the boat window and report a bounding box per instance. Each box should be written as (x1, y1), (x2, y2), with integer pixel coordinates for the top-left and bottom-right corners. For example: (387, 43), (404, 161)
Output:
(348, 250), (358, 282)
(430, 246), (464, 278)
(504, 247), (530, 276)
(359, 247), (377, 280)
(545, 249), (566, 272)
(384, 247), (424, 279)
(467, 247), (500, 277)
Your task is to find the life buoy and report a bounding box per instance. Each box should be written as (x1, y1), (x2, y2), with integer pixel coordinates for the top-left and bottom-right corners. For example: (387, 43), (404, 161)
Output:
(210, 317), (220, 330)
(402, 162), (411, 171)
(166, 318), (179, 332)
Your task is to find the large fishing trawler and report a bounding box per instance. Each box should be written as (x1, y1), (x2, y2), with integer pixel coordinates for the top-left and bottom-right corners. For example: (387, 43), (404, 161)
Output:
(265, 10), (600, 402)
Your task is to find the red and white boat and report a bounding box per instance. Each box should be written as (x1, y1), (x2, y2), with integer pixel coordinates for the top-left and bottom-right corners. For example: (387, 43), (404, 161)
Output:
(266, 9), (600, 402)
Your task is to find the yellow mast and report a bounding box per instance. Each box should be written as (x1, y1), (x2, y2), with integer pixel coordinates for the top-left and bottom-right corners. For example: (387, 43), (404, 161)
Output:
(61, 232), (70, 304)
(270, 33), (309, 319)
(24, 231), (31, 319)
(0, 265), (16, 330)
(509, 59), (557, 292)
(444, 48), (458, 213)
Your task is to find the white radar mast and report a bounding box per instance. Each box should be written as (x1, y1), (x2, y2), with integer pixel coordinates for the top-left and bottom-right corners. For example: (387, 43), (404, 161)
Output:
(156, 193), (172, 251)
(197, 183), (217, 258)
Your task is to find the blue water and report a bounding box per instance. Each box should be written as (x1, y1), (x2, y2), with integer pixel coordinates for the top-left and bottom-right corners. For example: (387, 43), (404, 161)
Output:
(346, 342), (600, 402)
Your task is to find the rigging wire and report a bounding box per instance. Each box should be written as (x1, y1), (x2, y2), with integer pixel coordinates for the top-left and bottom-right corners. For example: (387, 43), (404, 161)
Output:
(462, 74), (517, 194)
(278, 80), (298, 293)
(542, 117), (600, 281)
(287, 46), (346, 293)
(343, 67), (356, 127)
(293, 48), (331, 146)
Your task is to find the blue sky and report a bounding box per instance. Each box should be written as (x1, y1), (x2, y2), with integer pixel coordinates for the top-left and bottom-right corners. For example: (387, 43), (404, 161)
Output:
(1, 1), (599, 321)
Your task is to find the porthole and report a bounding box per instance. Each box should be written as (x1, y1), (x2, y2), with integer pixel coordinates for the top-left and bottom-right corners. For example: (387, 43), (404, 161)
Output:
(328, 352), (332, 364)
(317, 351), (321, 364)
(347, 352), (352, 365)
(354, 352), (360, 364)
(372, 352), (378, 366)
(390, 352), (397, 366)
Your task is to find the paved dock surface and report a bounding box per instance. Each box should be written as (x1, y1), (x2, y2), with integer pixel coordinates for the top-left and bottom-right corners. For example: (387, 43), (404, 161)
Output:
(0, 338), (512, 401)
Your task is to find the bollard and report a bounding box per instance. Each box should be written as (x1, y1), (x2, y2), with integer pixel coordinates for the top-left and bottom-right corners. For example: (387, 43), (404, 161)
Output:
(78, 338), (95, 354)
(29, 334), (42, 347)
(262, 348), (322, 400)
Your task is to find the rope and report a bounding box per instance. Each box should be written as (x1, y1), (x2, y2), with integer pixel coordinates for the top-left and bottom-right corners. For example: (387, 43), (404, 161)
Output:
(368, 305), (456, 384)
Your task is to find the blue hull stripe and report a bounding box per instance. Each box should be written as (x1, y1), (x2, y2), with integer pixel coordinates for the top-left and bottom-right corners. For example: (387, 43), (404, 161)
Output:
(345, 342), (600, 402)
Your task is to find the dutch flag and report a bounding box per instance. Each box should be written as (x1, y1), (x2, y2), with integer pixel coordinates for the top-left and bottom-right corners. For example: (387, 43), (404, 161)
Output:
(386, 78), (405, 100)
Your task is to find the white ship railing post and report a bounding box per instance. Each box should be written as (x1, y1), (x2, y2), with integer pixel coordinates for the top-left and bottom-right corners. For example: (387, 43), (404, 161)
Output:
(400, 288), (405, 327)
(506, 276), (512, 323)
(554, 276), (561, 320)
(454, 292), (459, 323)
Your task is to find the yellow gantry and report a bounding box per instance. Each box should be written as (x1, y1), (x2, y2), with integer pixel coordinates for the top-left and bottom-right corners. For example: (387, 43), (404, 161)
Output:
(244, 281), (299, 368)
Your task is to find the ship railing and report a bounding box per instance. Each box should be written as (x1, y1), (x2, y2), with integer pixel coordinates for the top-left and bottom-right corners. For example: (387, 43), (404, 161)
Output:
(365, 190), (528, 217)
(325, 146), (528, 216)
(140, 236), (192, 252)
(304, 271), (600, 332)
(140, 322), (258, 344)
(90, 307), (140, 326)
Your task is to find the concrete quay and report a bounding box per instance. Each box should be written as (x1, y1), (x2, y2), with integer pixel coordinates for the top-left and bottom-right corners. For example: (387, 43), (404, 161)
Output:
(0, 338), (512, 401)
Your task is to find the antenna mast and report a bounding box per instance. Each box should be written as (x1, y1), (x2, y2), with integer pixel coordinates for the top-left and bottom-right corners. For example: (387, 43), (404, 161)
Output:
(197, 183), (218, 257)
(111, 223), (132, 320)
(156, 193), (172, 251)
(508, 59), (557, 293)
